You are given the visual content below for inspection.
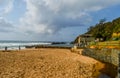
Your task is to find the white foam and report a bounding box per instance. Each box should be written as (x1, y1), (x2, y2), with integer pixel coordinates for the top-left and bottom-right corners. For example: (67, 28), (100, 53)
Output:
(0, 41), (51, 50)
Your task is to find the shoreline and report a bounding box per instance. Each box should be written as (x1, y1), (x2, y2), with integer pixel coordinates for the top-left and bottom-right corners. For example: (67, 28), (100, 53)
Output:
(0, 43), (74, 51)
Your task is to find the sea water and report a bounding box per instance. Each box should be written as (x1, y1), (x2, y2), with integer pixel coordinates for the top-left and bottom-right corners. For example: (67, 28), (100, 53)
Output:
(0, 40), (72, 50)
(0, 40), (51, 50)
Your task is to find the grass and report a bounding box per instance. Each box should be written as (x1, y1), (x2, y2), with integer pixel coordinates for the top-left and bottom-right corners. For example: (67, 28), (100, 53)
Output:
(89, 40), (120, 49)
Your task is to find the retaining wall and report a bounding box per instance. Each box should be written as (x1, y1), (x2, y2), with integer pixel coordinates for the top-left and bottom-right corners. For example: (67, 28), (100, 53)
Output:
(82, 48), (120, 66)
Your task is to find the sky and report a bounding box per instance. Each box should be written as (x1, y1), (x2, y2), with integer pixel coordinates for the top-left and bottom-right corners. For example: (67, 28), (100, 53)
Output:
(0, 0), (120, 41)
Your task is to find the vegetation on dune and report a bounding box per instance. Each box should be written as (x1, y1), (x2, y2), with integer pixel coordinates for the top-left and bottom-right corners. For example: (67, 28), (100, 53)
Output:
(73, 17), (120, 49)
(86, 17), (120, 41)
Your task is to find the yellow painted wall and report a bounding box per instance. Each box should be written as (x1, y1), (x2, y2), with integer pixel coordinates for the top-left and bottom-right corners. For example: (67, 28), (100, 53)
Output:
(112, 33), (120, 37)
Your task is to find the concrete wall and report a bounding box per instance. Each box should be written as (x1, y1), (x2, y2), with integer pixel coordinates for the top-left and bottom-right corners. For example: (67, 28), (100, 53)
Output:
(82, 48), (120, 66)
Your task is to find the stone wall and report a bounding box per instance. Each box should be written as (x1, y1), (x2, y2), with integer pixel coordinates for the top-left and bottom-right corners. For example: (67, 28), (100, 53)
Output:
(82, 48), (120, 66)
(82, 48), (120, 77)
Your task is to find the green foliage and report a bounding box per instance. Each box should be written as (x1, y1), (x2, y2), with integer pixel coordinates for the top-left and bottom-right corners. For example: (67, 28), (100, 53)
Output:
(86, 17), (120, 41)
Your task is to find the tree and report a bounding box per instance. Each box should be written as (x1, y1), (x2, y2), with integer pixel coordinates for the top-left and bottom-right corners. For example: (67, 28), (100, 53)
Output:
(86, 17), (120, 41)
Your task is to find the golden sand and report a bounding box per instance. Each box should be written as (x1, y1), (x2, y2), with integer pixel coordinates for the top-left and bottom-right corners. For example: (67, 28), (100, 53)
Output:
(0, 48), (104, 78)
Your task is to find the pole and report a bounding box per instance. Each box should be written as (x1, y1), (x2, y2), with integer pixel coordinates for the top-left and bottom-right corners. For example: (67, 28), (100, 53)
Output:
(78, 37), (80, 47)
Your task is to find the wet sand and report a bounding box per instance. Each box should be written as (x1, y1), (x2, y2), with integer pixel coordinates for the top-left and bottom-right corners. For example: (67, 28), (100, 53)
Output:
(0, 48), (104, 78)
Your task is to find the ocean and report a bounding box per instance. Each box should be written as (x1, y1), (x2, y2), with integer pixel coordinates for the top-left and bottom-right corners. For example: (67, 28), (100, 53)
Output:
(0, 40), (52, 50)
(0, 40), (72, 50)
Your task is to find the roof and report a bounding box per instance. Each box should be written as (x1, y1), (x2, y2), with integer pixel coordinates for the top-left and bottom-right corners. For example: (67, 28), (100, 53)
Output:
(78, 34), (93, 37)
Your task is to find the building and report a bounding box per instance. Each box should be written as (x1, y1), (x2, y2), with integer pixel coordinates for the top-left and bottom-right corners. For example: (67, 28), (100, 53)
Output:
(74, 34), (94, 47)
(112, 32), (120, 37)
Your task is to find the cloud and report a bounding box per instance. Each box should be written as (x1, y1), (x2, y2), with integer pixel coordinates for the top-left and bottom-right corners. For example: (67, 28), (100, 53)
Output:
(0, 0), (119, 41)
(0, 0), (14, 16)
(19, 0), (120, 36)
(19, 0), (90, 35)
(0, 17), (14, 32)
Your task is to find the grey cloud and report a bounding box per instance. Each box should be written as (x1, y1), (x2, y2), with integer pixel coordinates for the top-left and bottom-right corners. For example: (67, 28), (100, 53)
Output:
(0, 18), (14, 32)
(20, 0), (120, 35)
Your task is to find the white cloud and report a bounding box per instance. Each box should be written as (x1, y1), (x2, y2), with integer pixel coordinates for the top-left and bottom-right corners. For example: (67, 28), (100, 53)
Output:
(0, 0), (120, 40)
(0, 0), (14, 16)
(19, 0), (120, 36)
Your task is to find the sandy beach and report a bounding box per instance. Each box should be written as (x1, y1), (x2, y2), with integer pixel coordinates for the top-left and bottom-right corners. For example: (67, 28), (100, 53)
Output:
(0, 48), (104, 78)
